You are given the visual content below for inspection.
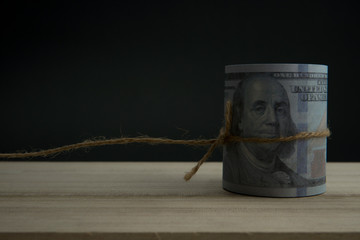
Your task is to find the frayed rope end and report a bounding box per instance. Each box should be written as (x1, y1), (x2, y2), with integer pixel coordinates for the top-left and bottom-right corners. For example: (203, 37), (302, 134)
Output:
(184, 166), (199, 181)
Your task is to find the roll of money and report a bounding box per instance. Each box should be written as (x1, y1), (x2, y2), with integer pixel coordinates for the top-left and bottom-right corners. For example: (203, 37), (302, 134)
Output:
(223, 64), (328, 197)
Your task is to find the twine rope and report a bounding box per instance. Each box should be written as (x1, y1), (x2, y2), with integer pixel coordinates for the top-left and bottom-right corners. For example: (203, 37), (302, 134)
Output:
(0, 101), (330, 181)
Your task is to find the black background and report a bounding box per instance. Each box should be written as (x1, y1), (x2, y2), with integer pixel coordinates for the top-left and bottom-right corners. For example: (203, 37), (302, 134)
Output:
(0, 1), (359, 162)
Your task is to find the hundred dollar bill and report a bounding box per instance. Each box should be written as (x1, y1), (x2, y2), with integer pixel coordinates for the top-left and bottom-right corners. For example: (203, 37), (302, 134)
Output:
(223, 64), (328, 197)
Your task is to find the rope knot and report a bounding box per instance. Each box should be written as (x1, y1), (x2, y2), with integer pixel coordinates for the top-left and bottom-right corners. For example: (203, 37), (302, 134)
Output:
(217, 128), (227, 145)
(184, 101), (330, 181)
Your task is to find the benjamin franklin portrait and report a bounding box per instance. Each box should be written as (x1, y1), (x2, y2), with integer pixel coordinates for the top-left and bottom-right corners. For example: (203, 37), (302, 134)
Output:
(223, 76), (324, 188)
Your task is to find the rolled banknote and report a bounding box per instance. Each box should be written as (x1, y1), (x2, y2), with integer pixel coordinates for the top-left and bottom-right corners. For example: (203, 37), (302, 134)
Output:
(223, 64), (328, 197)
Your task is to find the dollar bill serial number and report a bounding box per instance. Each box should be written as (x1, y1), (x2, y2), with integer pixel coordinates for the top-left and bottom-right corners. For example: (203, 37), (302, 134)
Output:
(273, 72), (328, 79)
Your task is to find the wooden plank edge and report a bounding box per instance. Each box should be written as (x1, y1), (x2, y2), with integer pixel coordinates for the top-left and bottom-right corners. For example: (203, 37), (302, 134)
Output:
(0, 232), (359, 240)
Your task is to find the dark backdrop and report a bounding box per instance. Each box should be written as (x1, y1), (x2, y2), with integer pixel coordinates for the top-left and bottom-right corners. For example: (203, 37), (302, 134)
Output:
(0, 1), (358, 162)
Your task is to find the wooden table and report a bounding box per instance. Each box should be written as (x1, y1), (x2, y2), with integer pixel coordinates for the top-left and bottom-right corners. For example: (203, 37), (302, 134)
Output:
(0, 162), (359, 240)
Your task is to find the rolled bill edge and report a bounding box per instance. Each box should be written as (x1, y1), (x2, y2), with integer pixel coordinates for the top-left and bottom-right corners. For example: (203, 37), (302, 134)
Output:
(223, 63), (328, 197)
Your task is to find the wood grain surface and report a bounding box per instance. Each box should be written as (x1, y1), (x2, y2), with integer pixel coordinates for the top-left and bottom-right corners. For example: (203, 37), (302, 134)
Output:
(0, 162), (359, 240)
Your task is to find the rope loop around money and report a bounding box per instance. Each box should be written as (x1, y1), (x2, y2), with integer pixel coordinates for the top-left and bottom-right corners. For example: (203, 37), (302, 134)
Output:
(0, 100), (331, 181)
(184, 101), (330, 181)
